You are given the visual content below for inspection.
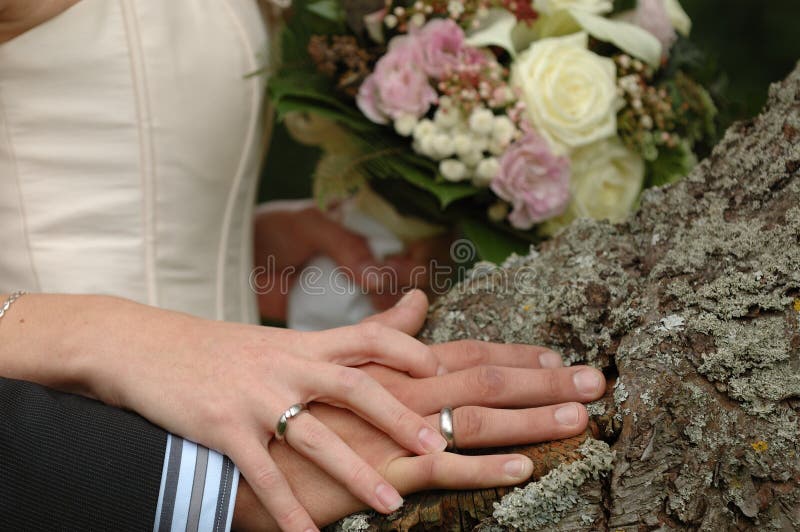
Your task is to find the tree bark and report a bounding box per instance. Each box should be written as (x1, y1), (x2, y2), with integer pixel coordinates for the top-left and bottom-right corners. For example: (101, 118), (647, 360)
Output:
(333, 62), (800, 531)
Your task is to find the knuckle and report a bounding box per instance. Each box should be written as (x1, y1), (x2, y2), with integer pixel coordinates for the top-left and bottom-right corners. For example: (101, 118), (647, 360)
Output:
(251, 465), (284, 492)
(392, 407), (419, 430)
(458, 407), (484, 438)
(298, 423), (328, 453)
(474, 366), (505, 399)
(459, 340), (488, 366)
(418, 455), (439, 485)
(546, 370), (562, 399)
(276, 504), (307, 528)
(359, 322), (384, 345)
(336, 367), (368, 395)
(348, 461), (374, 488)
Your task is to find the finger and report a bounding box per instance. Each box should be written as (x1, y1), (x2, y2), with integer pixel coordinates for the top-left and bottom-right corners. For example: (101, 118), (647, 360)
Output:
(431, 340), (563, 371)
(424, 403), (588, 448)
(231, 440), (319, 532)
(399, 366), (606, 413)
(309, 319), (443, 378)
(361, 289), (429, 336)
(387, 453), (534, 494)
(284, 413), (404, 514)
(309, 365), (447, 455)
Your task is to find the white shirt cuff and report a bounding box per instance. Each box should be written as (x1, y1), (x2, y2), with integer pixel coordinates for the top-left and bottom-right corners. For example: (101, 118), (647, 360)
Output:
(153, 434), (239, 532)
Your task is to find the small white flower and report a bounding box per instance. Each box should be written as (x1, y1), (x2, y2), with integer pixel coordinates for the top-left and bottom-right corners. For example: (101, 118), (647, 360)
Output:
(447, 0), (465, 17)
(474, 157), (501, 186)
(453, 133), (473, 158)
(394, 114), (418, 137)
(470, 134), (489, 154)
(440, 159), (468, 182)
(640, 115), (654, 130)
(434, 108), (461, 130)
(432, 134), (455, 159)
(413, 119), (436, 141)
(410, 13), (426, 28)
(460, 151), (484, 168)
(384, 14), (398, 29)
(491, 116), (516, 148)
(468, 107), (495, 136)
(419, 133), (438, 157)
(488, 137), (507, 156)
(487, 201), (510, 222)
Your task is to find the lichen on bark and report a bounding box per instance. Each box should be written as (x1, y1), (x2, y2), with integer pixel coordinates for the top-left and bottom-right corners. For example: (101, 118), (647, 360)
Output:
(346, 62), (800, 531)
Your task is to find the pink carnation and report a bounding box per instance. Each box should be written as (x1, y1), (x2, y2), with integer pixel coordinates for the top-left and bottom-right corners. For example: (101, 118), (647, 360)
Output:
(416, 18), (466, 79)
(628, 0), (677, 55)
(357, 36), (437, 124)
(491, 133), (571, 230)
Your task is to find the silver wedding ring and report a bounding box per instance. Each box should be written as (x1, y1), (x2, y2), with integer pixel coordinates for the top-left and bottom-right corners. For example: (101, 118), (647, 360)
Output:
(440, 407), (456, 451)
(275, 403), (308, 441)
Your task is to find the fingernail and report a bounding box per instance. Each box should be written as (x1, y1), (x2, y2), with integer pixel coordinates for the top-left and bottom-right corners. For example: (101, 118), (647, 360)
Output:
(437, 364), (448, 376)
(554, 404), (580, 425)
(504, 458), (533, 480)
(419, 427), (447, 453)
(574, 369), (602, 394)
(538, 351), (563, 368)
(376, 483), (404, 512)
(396, 290), (416, 306)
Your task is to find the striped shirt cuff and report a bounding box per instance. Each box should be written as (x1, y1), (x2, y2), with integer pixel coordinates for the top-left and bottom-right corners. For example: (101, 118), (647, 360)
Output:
(153, 435), (239, 532)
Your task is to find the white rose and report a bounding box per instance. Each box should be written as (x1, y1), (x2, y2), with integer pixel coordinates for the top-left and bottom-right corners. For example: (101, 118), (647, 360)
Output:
(512, 32), (617, 151)
(541, 137), (644, 234)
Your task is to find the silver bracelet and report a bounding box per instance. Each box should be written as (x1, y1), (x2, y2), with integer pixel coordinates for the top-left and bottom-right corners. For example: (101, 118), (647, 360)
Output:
(0, 290), (27, 320)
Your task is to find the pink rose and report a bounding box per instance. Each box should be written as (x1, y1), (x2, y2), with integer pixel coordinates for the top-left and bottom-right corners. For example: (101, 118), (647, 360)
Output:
(491, 133), (571, 230)
(357, 36), (437, 124)
(416, 18), (466, 79)
(626, 0), (677, 55)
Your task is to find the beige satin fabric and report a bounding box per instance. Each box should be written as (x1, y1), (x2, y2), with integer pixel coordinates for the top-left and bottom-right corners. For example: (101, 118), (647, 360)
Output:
(0, 0), (273, 323)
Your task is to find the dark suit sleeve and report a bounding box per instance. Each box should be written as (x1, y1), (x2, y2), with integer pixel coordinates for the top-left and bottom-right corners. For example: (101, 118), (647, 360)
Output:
(0, 376), (167, 531)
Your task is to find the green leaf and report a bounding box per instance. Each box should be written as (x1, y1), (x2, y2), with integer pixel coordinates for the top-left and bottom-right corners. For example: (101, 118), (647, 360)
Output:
(383, 158), (480, 209)
(305, 0), (345, 23)
(459, 218), (531, 264)
(646, 141), (697, 187)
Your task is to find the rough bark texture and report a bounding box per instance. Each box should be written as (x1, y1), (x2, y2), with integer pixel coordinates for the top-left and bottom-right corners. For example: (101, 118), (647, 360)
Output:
(334, 63), (800, 531)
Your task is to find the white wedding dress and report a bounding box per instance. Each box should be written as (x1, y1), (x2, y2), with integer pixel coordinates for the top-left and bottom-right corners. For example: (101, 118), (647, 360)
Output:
(0, 0), (270, 323)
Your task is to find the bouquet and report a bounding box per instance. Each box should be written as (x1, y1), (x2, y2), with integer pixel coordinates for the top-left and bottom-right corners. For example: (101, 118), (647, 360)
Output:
(269, 0), (719, 263)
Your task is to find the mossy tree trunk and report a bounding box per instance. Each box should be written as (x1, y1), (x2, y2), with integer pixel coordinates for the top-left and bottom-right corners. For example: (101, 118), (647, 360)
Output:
(339, 62), (800, 531)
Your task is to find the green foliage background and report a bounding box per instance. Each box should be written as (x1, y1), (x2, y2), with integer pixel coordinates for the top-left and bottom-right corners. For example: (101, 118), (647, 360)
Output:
(259, 0), (800, 202)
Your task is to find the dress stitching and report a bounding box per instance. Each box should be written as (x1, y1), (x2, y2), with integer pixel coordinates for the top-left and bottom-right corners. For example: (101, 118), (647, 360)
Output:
(0, 85), (42, 292)
(216, 0), (262, 321)
(120, 0), (159, 306)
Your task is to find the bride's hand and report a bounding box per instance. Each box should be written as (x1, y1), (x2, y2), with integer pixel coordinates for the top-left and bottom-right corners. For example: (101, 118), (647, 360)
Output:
(66, 294), (449, 531)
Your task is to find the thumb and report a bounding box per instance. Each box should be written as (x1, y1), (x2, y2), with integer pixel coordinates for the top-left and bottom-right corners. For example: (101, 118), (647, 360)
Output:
(362, 289), (429, 335)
